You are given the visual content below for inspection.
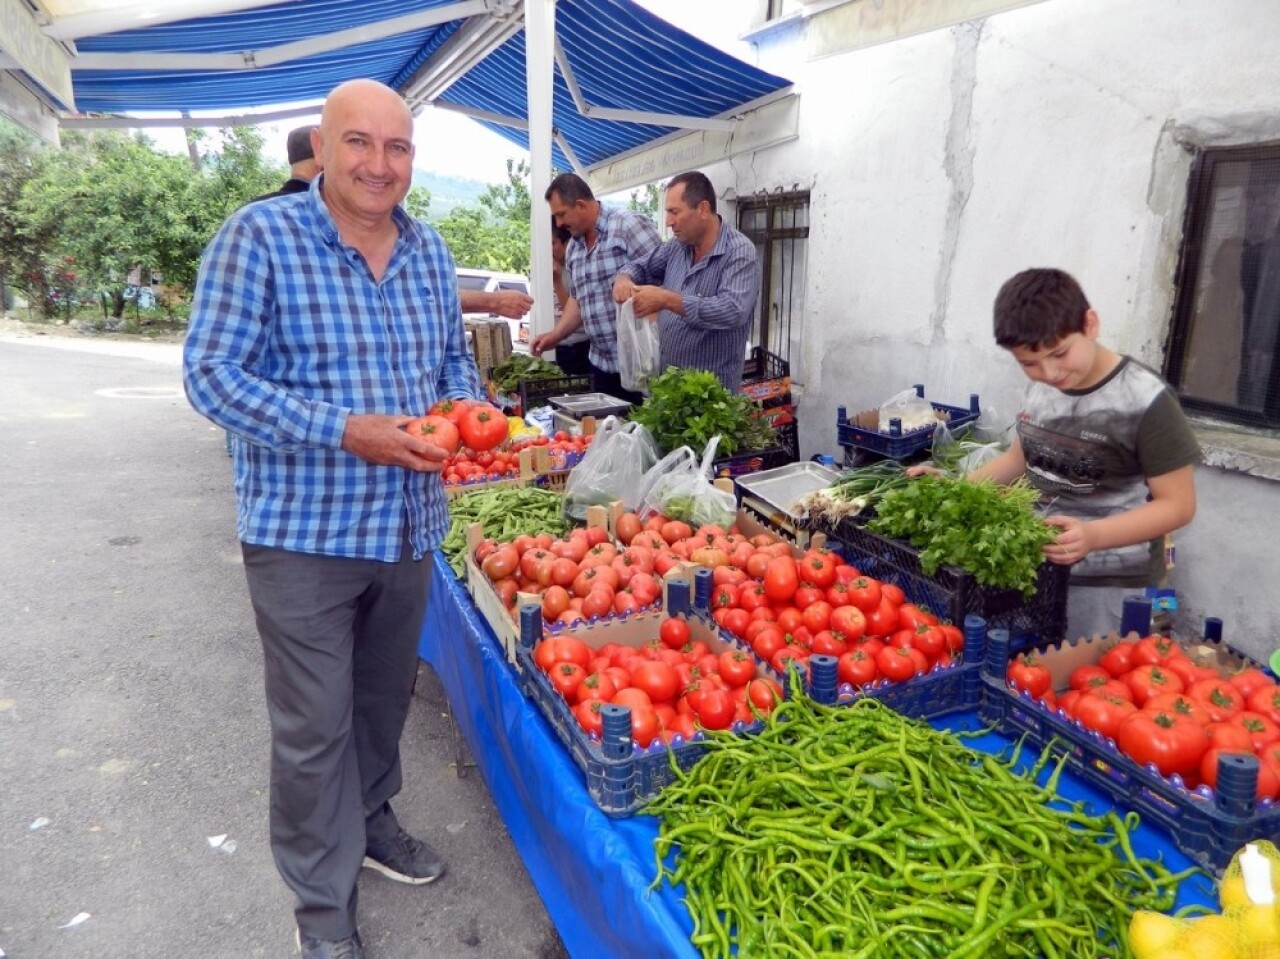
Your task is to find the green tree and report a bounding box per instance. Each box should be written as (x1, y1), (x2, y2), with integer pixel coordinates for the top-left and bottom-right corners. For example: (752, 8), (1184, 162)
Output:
(479, 158), (532, 224)
(0, 118), (52, 313)
(628, 180), (665, 220)
(434, 158), (532, 274)
(405, 185), (432, 221)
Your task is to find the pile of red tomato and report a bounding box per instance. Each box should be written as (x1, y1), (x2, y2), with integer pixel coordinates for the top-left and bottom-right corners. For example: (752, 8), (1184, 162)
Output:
(532, 617), (785, 748)
(475, 525), (663, 622)
(442, 429), (594, 488)
(1008, 635), (1280, 798)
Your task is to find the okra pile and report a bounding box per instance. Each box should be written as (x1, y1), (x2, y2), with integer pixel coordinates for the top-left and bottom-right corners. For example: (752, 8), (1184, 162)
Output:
(646, 696), (1195, 959)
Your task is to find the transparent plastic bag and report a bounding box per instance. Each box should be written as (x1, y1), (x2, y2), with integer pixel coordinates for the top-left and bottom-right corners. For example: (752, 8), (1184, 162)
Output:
(617, 299), (660, 395)
(878, 388), (938, 433)
(636, 436), (736, 529)
(563, 416), (659, 520)
(931, 420), (1006, 475)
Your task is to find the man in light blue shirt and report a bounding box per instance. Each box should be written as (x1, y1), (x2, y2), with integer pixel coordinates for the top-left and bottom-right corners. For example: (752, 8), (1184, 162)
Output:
(184, 79), (479, 959)
(614, 171), (761, 391)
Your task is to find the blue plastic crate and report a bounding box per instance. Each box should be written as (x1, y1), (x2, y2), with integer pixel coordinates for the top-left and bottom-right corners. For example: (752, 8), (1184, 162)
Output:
(836, 385), (980, 459)
(823, 520), (1068, 646)
(978, 615), (1280, 873)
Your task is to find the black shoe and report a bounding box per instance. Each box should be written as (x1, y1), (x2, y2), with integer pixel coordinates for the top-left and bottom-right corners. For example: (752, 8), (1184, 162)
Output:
(362, 828), (446, 885)
(296, 929), (364, 959)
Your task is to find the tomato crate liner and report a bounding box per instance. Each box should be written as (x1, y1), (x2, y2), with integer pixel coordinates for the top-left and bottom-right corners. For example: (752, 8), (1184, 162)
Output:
(835, 387), (981, 460)
(818, 519), (1069, 647)
(977, 622), (1280, 873)
(512, 573), (780, 817)
(444, 445), (546, 502)
(462, 504), (618, 667)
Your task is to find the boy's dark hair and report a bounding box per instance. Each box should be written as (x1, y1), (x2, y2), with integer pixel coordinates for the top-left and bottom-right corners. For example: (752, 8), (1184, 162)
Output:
(668, 171), (716, 214)
(993, 268), (1092, 349)
(551, 216), (571, 244)
(545, 172), (594, 204)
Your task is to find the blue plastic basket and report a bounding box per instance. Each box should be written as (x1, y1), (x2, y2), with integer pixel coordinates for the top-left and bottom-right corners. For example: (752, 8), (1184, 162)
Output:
(836, 385), (981, 459)
(978, 608), (1280, 873)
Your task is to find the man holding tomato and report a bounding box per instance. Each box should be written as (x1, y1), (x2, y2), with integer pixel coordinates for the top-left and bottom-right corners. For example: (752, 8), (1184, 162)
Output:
(184, 79), (483, 959)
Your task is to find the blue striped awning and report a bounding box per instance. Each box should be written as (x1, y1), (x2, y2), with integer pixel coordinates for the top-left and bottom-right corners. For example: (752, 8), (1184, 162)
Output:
(62, 0), (791, 171)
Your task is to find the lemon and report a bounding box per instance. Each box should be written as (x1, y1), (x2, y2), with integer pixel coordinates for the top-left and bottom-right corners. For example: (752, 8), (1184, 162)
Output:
(1240, 903), (1280, 947)
(1128, 910), (1184, 959)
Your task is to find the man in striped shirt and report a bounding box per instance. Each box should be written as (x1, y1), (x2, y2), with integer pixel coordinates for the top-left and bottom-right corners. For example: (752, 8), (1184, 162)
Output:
(534, 172), (661, 404)
(184, 79), (480, 959)
(613, 171), (761, 391)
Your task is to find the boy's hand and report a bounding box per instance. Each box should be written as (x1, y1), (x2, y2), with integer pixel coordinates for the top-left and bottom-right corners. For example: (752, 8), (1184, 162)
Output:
(1044, 514), (1090, 565)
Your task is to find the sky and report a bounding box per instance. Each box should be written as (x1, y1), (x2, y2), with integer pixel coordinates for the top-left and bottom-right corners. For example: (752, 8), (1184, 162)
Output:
(143, 0), (755, 185)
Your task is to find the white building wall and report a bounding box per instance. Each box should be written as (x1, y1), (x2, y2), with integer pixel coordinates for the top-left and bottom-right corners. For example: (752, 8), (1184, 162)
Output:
(708, 0), (1280, 657)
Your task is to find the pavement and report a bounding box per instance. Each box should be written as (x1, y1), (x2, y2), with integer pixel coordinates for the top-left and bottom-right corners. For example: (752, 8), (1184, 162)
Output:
(0, 321), (569, 959)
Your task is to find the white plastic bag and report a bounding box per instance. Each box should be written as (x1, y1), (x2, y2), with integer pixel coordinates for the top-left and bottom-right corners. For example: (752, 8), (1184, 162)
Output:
(636, 436), (736, 529)
(563, 416), (660, 520)
(878, 388), (938, 433)
(616, 299), (660, 395)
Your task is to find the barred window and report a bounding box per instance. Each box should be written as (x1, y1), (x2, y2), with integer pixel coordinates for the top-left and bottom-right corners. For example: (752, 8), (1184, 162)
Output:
(737, 190), (809, 364)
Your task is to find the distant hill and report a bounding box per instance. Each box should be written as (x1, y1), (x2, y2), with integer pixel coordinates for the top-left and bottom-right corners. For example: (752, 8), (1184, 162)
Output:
(412, 170), (489, 218)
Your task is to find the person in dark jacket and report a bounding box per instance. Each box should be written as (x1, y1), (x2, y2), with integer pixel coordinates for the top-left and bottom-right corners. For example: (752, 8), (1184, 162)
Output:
(246, 125), (320, 203)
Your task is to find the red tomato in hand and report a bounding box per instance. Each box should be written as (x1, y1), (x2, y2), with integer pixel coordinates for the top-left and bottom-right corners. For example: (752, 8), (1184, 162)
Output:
(404, 414), (461, 455)
(428, 397), (467, 425)
(458, 402), (508, 451)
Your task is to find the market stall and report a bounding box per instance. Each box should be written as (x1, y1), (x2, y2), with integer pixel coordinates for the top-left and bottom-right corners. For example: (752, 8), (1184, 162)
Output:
(417, 551), (1221, 958)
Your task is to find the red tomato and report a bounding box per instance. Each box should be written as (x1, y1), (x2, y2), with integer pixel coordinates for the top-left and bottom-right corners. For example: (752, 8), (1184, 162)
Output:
(657, 618), (691, 652)
(1098, 640), (1138, 678)
(1229, 668), (1276, 701)
(718, 650), (757, 688)
(837, 649), (878, 687)
(573, 700), (604, 738)
(540, 585), (571, 621)
(1116, 709), (1211, 780)
(575, 671), (617, 704)
(864, 597), (900, 637)
(404, 414), (461, 455)
(1187, 678), (1245, 722)
(1073, 692), (1137, 740)
(737, 583), (771, 612)
(745, 677), (784, 713)
(1248, 687), (1280, 725)
(810, 630), (850, 658)
(829, 605), (867, 642)
(907, 624), (946, 665)
(1069, 665), (1112, 691)
(1131, 634), (1183, 668)
(626, 705), (660, 748)
(721, 608), (751, 638)
(457, 402), (508, 452)
(800, 601), (833, 634)
(709, 583), (739, 609)
(797, 550), (838, 589)
(792, 585), (826, 611)
(613, 687), (653, 712)
(630, 661), (681, 704)
(846, 578), (883, 615)
(548, 662), (586, 700)
(480, 544), (519, 581)
(1142, 692), (1211, 726)
(1164, 657), (1221, 688)
(1124, 664), (1184, 707)
(897, 604), (938, 630)
(876, 645), (927, 683)
(1204, 720), (1257, 753)
(771, 646), (810, 676)
(581, 589), (614, 620)
(695, 689), (736, 730)
(751, 626), (787, 663)
(428, 397), (467, 425)
(1007, 655), (1052, 698)
(628, 573), (660, 607)
(763, 557), (800, 603)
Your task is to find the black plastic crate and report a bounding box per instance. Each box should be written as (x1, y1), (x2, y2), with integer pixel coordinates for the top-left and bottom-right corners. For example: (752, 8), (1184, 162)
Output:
(836, 385), (981, 460)
(824, 521), (1068, 644)
(979, 621), (1280, 873)
(517, 374), (591, 414)
(741, 346), (789, 384)
(711, 429), (798, 480)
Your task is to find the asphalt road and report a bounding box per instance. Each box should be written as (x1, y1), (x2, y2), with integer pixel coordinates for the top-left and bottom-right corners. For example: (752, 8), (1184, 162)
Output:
(0, 325), (568, 959)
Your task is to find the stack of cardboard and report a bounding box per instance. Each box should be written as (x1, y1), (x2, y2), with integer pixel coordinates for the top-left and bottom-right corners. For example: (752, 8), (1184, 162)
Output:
(465, 318), (513, 380)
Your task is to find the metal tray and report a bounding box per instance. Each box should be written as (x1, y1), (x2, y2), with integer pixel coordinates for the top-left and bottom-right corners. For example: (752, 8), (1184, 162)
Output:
(735, 461), (842, 520)
(546, 392), (633, 418)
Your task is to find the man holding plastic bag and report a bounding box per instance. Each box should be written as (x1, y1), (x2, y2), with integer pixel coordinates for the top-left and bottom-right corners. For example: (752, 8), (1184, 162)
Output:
(613, 171), (761, 391)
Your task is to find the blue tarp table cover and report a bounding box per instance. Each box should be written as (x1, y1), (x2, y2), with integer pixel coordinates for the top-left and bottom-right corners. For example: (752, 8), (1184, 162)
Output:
(418, 553), (1217, 958)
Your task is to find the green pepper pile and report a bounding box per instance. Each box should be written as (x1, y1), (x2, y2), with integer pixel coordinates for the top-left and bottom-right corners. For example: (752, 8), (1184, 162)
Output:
(646, 695), (1195, 959)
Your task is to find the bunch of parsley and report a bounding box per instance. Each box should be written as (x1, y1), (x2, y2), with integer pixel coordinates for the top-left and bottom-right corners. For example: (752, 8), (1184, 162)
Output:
(630, 367), (776, 456)
(866, 475), (1058, 596)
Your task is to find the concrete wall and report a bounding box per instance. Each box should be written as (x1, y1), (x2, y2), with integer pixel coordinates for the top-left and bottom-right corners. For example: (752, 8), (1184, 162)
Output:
(710, 0), (1280, 659)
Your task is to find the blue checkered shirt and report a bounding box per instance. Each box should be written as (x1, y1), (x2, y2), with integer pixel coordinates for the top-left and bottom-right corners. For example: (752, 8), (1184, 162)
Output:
(619, 216), (761, 391)
(565, 205), (661, 372)
(183, 178), (483, 562)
